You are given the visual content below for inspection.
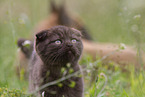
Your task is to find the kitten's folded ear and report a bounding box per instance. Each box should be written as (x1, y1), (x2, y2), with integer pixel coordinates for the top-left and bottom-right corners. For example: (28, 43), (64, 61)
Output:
(36, 31), (47, 41)
(71, 28), (82, 37)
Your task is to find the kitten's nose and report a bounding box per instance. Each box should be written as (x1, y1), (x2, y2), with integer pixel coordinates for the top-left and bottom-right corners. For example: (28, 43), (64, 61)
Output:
(66, 44), (73, 47)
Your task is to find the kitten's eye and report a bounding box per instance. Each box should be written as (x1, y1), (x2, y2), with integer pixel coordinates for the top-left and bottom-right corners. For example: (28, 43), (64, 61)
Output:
(55, 40), (61, 45)
(71, 39), (77, 43)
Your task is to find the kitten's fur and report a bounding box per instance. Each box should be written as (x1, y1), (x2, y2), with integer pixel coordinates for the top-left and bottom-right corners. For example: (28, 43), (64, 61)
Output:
(29, 26), (84, 97)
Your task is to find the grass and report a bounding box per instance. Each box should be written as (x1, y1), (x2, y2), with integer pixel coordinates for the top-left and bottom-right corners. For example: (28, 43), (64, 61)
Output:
(0, 0), (145, 96)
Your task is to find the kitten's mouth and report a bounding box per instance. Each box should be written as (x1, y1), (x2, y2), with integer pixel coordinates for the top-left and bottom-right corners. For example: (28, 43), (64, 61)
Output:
(68, 51), (72, 54)
(67, 49), (75, 56)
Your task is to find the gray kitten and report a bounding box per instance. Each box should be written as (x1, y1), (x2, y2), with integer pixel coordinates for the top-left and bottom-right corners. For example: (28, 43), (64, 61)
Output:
(29, 26), (84, 97)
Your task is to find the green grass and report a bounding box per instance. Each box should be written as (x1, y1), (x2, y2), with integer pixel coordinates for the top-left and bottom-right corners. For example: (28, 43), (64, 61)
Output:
(0, 0), (145, 96)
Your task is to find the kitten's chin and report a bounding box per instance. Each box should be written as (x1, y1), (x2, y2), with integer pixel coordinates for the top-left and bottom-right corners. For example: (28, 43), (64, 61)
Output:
(66, 51), (80, 63)
(67, 51), (72, 55)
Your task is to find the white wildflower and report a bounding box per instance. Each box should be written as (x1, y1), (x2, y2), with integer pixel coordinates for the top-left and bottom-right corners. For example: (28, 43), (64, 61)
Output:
(133, 14), (141, 19)
(89, 63), (93, 68)
(18, 13), (29, 24)
(119, 43), (126, 50)
(86, 70), (90, 73)
(22, 40), (31, 47)
(42, 91), (45, 97)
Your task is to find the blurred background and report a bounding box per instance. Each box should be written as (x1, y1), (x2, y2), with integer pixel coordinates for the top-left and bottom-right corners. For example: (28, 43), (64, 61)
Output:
(0, 0), (145, 96)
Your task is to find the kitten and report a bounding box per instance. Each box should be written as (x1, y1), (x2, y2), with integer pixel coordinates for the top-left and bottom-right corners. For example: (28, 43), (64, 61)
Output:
(29, 26), (84, 97)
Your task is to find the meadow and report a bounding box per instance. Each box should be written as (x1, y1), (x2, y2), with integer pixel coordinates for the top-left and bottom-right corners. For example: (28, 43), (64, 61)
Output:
(0, 0), (145, 96)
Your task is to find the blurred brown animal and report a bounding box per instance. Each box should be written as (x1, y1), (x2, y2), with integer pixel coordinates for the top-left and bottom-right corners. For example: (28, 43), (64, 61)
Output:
(32, 0), (144, 66)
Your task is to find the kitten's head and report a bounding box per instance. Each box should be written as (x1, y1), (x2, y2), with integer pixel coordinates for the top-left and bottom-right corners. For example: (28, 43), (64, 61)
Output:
(35, 26), (83, 65)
